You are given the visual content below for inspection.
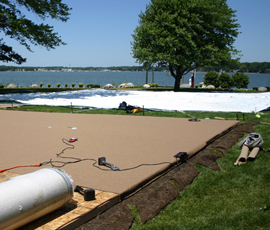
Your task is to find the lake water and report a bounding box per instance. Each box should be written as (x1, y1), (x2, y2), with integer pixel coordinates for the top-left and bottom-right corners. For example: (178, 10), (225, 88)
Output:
(0, 71), (269, 89)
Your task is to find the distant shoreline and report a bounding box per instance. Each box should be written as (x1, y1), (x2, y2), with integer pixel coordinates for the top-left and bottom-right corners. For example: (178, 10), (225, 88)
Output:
(0, 70), (269, 75)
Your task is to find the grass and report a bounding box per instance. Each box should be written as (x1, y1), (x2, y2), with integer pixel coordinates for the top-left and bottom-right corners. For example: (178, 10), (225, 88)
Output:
(2, 105), (270, 229)
(0, 87), (89, 94)
(8, 105), (269, 123)
(0, 87), (263, 95)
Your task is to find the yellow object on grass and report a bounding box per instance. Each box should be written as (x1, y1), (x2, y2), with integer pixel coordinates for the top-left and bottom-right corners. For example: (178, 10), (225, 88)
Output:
(133, 108), (143, 113)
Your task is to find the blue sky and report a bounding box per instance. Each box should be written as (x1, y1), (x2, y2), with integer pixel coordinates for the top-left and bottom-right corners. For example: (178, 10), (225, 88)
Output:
(1, 0), (270, 67)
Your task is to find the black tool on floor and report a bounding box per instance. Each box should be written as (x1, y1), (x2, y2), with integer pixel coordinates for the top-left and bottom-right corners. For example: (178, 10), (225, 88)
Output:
(174, 152), (187, 159)
(98, 157), (120, 171)
(174, 152), (188, 170)
(188, 118), (200, 122)
(74, 185), (95, 201)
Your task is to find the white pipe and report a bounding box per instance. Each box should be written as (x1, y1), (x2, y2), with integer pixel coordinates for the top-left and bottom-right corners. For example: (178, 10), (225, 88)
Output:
(0, 168), (73, 230)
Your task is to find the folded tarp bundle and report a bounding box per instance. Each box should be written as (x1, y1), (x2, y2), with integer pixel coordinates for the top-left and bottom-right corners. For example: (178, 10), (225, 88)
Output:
(118, 101), (127, 110)
(237, 133), (264, 149)
(118, 101), (143, 113)
(235, 132), (266, 165)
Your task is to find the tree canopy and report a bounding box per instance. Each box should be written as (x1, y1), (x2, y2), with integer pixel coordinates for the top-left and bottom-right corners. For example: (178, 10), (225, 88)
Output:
(0, 0), (71, 64)
(232, 72), (249, 89)
(132, 0), (241, 91)
(203, 71), (220, 88)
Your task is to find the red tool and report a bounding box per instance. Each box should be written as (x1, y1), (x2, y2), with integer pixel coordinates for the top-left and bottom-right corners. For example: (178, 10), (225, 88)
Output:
(69, 137), (78, 142)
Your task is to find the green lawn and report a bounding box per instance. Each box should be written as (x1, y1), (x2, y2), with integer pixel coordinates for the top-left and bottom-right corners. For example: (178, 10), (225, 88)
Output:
(3, 105), (270, 229)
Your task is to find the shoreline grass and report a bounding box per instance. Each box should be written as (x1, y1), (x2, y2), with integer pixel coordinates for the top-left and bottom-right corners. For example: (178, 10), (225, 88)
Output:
(0, 87), (266, 95)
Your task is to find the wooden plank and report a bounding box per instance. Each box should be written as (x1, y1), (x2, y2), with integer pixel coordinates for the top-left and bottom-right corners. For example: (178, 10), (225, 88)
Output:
(0, 104), (22, 109)
(0, 172), (119, 230)
(0, 171), (20, 182)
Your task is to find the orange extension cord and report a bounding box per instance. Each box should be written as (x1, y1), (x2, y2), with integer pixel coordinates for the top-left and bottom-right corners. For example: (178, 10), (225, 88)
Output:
(0, 164), (42, 173)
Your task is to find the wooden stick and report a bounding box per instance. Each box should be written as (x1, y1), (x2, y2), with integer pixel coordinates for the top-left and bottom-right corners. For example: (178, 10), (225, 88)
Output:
(260, 122), (270, 125)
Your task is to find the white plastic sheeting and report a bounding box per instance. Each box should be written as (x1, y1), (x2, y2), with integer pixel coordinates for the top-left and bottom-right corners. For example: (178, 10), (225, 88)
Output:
(1, 89), (270, 112)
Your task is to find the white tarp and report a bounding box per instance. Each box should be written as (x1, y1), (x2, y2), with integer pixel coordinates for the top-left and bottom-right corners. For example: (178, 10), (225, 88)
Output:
(1, 89), (269, 113)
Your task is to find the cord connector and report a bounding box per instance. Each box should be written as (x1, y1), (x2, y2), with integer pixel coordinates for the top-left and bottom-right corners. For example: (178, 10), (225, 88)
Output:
(174, 152), (187, 159)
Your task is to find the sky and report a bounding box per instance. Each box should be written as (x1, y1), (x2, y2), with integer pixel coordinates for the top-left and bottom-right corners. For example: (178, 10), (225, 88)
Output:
(1, 0), (270, 67)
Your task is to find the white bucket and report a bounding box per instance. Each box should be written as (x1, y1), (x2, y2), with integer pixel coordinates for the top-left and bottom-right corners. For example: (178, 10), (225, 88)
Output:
(0, 168), (73, 230)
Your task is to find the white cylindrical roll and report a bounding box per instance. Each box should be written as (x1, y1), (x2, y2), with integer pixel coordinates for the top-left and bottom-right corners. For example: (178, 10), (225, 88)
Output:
(0, 168), (73, 230)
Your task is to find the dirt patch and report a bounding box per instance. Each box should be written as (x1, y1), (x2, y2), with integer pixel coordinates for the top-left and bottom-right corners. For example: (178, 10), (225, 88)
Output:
(136, 181), (179, 224)
(171, 163), (200, 190)
(188, 148), (221, 171)
(95, 204), (135, 230)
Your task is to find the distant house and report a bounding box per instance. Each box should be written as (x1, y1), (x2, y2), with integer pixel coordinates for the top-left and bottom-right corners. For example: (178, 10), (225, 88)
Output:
(38, 68), (47, 72)
(61, 69), (73, 72)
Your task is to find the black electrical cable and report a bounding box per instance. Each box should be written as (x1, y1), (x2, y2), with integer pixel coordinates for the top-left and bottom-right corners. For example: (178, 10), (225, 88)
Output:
(1, 138), (180, 173)
(42, 138), (97, 168)
(42, 138), (177, 171)
(176, 158), (181, 170)
(92, 161), (174, 172)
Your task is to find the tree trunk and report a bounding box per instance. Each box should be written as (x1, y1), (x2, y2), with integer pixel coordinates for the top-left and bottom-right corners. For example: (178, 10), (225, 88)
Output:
(174, 75), (181, 91)
(169, 65), (183, 91)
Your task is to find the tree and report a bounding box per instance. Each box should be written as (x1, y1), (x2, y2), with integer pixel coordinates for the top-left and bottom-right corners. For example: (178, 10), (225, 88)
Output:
(203, 71), (220, 88)
(131, 0), (240, 91)
(219, 73), (234, 89)
(0, 0), (71, 64)
(239, 64), (248, 73)
(232, 72), (249, 89)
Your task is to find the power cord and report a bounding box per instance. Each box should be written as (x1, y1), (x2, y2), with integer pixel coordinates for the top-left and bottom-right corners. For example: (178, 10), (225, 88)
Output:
(47, 139), (175, 171)
(42, 138), (97, 168)
(1, 138), (182, 173)
(94, 161), (174, 172)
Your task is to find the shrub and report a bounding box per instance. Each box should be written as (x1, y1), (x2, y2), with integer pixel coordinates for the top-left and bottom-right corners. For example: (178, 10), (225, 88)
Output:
(57, 83), (61, 88)
(86, 84), (100, 88)
(232, 72), (250, 89)
(78, 83), (84, 88)
(195, 84), (199, 88)
(48, 83), (51, 88)
(203, 71), (220, 88)
(72, 82), (75, 87)
(253, 87), (258, 91)
(65, 83), (69, 88)
(266, 87), (270, 91)
(40, 82), (43, 87)
(219, 73), (234, 89)
(148, 83), (159, 87)
(0, 83), (4, 88)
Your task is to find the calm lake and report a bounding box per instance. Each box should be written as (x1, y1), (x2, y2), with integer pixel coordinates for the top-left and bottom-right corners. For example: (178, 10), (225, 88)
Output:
(0, 71), (269, 89)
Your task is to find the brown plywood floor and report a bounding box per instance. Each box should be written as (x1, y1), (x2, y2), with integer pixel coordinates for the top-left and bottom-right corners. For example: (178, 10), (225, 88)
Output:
(0, 110), (239, 195)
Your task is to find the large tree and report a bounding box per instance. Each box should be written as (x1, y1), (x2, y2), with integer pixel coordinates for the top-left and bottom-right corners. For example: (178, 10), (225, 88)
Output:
(0, 0), (71, 64)
(132, 0), (240, 91)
